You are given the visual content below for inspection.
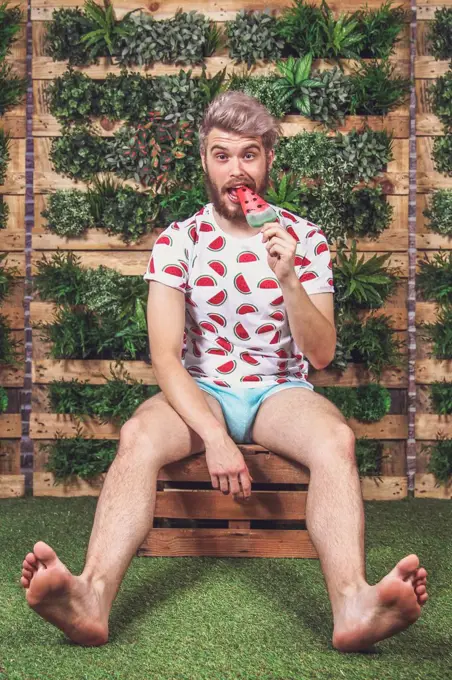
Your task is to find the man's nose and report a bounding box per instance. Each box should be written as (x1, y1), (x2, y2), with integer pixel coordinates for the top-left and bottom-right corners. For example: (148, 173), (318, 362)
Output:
(229, 156), (246, 175)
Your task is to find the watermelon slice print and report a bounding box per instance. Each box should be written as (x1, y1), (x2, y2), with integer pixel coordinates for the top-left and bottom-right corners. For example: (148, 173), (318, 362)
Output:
(240, 351), (260, 366)
(179, 259), (189, 274)
(208, 260), (227, 277)
(207, 290), (227, 306)
(276, 378), (290, 384)
(286, 226), (300, 243)
(235, 186), (278, 228)
(278, 361), (289, 371)
(187, 366), (206, 375)
(281, 210), (297, 222)
(190, 326), (203, 337)
(241, 375), (262, 382)
(276, 349), (288, 358)
(307, 229), (318, 238)
(199, 320), (218, 334)
(237, 303), (258, 315)
(270, 330), (281, 345)
(216, 360), (237, 375)
(189, 225), (199, 244)
(270, 310), (285, 322)
(213, 379), (230, 387)
(258, 278), (279, 289)
(257, 323), (276, 335)
(147, 257), (155, 275)
(208, 312), (227, 327)
(200, 222), (215, 232)
(192, 339), (201, 358)
(163, 264), (184, 277)
(206, 348), (228, 356)
(270, 295), (284, 306)
(234, 273), (251, 295)
(194, 275), (217, 287)
(315, 241), (329, 256)
(208, 235), (226, 251)
(328, 259), (333, 270)
(195, 207), (205, 216)
(171, 222), (180, 230)
(328, 278), (334, 286)
(300, 271), (319, 283)
(295, 255), (311, 267)
(237, 251), (259, 263)
(216, 337), (233, 353)
(155, 234), (172, 246)
(234, 322), (250, 341)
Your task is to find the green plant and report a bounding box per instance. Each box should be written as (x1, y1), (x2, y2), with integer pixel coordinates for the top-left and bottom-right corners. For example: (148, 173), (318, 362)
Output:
(98, 70), (153, 123)
(277, 0), (325, 58)
(427, 7), (452, 61)
(345, 185), (393, 238)
(431, 380), (452, 415)
(158, 179), (208, 224)
(50, 125), (108, 181)
(44, 7), (100, 65)
(271, 54), (324, 116)
(354, 384), (392, 422)
(333, 126), (394, 184)
(315, 386), (358, 419)
(102, 187), (159, 243)
(151, 69), (213, 124)
(432, 135), (452, 176)
(331, 310), (404, 378)
(417, 251), (452, 305)
(227, 73), (291, 119)
(43, 426), (117, 480)
(428, 70), (452, 132)
(48, 367), (160, 425)
(0, 385), (7, 413)
(0, 196), (9, 229)
(0, 314), (21, 366)
(334, 240), (399, 309)
(420, 306), (452, 360)
(0, 63), (26, 115)
(306, 66), (354, 128)
(357, 0), (408, 59)
(34, 251), (87, 305)
(349, 59), (410, 116)
(85, 174), (121, 225)
(116, 10), (215, 67)
(0, 128), (11, 184)
(41, 189), (94, 237)
(0, 1), (22, 61)
(355, 439), (384, 476)
(265, 171), (309, 213)
(317, 0), (365, 60)
(45, 68), (99, 124)
(0, 253), (18, 303)
(424, 189), (452, 236)
(422, 434), (452, 484)
(106, 114), (200, 189)
(79, 0), (137, 62)
(226, 10), (284, 69)
(273, 131), (336, 178)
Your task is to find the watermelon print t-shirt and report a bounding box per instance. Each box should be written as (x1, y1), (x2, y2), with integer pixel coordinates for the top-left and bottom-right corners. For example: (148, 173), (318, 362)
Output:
(143, 203), (334, 389)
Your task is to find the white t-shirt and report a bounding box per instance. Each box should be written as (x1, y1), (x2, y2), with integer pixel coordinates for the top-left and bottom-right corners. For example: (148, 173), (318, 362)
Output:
(143, 202), (334, 388)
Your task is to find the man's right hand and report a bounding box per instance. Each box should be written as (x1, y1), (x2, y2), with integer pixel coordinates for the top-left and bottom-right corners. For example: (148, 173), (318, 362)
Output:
(204, 431), (253, 500)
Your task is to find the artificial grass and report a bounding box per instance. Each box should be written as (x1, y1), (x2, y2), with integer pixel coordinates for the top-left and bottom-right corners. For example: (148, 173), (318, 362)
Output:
(0, 498), (451, 680)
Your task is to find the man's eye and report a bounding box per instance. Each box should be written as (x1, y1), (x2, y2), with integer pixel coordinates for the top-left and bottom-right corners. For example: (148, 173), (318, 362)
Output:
(216, 154), (227, 160)
(245, 153), (255, 159)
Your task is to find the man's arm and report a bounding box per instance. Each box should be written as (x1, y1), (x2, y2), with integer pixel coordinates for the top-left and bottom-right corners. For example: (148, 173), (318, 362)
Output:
(147, 281), (227, 444)
(280, 278), (336, 370)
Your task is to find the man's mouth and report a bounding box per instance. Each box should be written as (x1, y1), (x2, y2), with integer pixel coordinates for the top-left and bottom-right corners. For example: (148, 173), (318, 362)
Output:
(226, 187), (240, 203)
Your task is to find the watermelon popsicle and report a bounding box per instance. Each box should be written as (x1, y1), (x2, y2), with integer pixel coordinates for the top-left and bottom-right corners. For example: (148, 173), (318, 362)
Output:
(235, 186), (279, 228)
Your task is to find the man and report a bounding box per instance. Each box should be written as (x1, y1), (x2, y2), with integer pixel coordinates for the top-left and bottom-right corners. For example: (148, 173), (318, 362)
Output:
(21, 91), (428, 652)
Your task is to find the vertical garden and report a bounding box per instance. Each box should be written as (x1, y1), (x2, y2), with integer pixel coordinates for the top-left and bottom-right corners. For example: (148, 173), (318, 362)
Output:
(0, 0), (450, 518)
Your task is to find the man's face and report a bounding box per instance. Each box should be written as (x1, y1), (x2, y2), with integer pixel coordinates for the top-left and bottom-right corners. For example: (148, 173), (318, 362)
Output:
(201, 128), (274, 224)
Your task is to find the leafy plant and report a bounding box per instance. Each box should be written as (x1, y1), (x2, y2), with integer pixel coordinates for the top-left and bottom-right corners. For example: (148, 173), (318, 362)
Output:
(265, 171), (309, 213)
(0, 197), (9, 230)
(349, 59), (410, 116)
(428, 70), (452, 132)
(0, 385), (7, 413)
(345, 185), (393, 239)
(271, 54), (324, 116)
(423, 189), (452, 236)
(355, 439), (384, 476)
(317, 0), (365, 60)
(41, 189), (94, 237)
(333, 241), (399, 309)
(44, 7), (100, 65)
(277, 0), (325, 58)
(357, 0), (408, 59)
(420, 306), (452, 360)
(34, 251), (87, 306)
(422, 434), (452, 485)
(226, 9), (284, 68)
(417, 251), (452, 305)
(427, 7), (452, 61)
(0, 1), (22, 61)
(50, 125), (108, 180)
(0, 314), (21, 366)
(101, 187), (159, 243)
(0, 128), (11, 184)
(151, 69), (215, 124)
(333, 126), (394, 183)
(45, 68), (99, 124)
(431, 380), (452, 415)
(432, 135), (452, 176)
(227, 73), (291, 119)
(79, 0), (137, 62)
(42, 426), (117, 480)
(158, 179), (208, 224)
(315, 384), (391, 422)
(273, 131), (336, 178)
(0, 253), (18, 303)
(85, 174), (120, 225)
(0, 63), (27, 115)
(98, 70), (153, 123)
(306, 66), (354, 128)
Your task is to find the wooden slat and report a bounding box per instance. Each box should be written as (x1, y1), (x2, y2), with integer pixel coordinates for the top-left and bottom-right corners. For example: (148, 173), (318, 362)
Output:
(416, 413), (452, 439)
(0, 139), (26, 194)
(416, 359), (452, 384)
(0, 414), (21, 438)
(0, 365), (24, 387)
(31, 0), (412, 22)
(360, 475), (407, 500)
(416, 302), (440, 325)
(418, 3), (452, 22)
(139, 528), (317, 558)
(417, 137), (452, 193)
(0, 439), (21, 475)
(414, 473), (452, 498)
(415, 56), (451, 79)
(0, 107), (26, 138)
(0, 474), (25, 498)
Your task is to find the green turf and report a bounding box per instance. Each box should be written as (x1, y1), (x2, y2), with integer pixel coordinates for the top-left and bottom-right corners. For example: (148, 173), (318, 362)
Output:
(0, 498), (451, 680)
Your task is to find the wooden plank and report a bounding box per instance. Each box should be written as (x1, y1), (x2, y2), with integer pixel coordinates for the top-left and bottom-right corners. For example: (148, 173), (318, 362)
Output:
(0, 139), (26, 194)
(418, 4), (452, 22)
(416, 414), (452, 439)
(0, 474), (25, 498)
(415, 57), (451, 79)
(138, 528), (317, 558)
(416, 302), (440, 325)
(414, 472), (452, 498)
(417, 137), (452, 193)
(32, 358), (408, 387)
(0, 439), (21, 475)
(416, 359), (452, 384)
(360, 475), (407, 500)
(0, 414), (21, 438)
(0, 107), (26, 138)
(31, 0), (412, 22)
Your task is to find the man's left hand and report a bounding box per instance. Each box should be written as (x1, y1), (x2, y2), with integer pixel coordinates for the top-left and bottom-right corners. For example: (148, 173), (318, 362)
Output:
(261, 222), (297, 284)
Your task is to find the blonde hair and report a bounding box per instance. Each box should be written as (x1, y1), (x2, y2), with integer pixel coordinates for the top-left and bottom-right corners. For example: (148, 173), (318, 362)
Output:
(198, 91), (282, 155)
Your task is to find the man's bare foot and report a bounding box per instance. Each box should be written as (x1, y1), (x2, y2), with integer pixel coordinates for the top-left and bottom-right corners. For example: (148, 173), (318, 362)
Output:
(333, 554), (428, 653)
(21, 541), (108, 646)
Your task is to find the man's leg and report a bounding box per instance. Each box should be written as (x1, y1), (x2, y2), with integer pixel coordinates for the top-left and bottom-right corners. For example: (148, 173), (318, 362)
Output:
(251, 387), (428, 652)
(20, 391), (226, 646)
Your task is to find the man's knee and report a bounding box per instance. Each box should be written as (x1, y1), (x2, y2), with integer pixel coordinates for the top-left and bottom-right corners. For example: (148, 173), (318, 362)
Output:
(322, 421), (356, 465)
(118, 403), (167, 463)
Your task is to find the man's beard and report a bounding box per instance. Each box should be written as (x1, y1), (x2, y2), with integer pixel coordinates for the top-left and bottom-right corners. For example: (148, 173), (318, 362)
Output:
(203, 162), (271, 224)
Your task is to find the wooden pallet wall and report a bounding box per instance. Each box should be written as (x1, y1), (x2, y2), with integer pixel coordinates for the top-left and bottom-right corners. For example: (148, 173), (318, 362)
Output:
(415, 1), (452, 498)
(0, 1), (27, 497)
(29, 0), (412, 552)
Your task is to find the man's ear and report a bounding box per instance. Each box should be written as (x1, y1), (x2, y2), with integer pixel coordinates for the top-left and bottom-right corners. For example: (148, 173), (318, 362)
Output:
(268, 149), (275, 169)
(201, 152), (207, 173)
